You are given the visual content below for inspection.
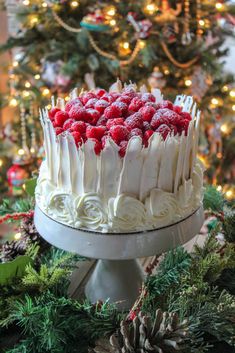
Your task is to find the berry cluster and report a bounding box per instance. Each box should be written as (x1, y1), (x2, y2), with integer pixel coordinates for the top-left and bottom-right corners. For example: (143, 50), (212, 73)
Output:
(49, 88), (192, 157)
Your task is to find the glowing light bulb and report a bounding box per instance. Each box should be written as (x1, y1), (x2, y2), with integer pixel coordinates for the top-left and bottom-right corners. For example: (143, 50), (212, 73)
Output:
(30, 16), (38, 25)
(215, 2), (224, 10)
(199, 19), (205, 26)
(220, 124), (228, 133)
(185, 79), (192, 87)
(123, 42), (130, 50)
(13, 61), (18, 68)
(9, 98), (18, 107)
(71, 0), (79, 8)
(229, 89), (235, 98)
(42, 88), (50, 96)
(65, 96), (70, 102)
(18, 148), (25, 156)
(23, 90), (30, 98)
(0, 159), (3, 167)
(145, 3), (157, 15)
(222, 85), (228, 92)
(42, 2), (47, 7)
(217, 185), (222, 192)
(23, 0), (30, 5)
(139, 40), (146, 49)
(232, 105), (235, 111)
(211, 98), (219, 105)
(25, 81), (31, 88)
(110, 19), (116, 26)
(216, 152), (222, 159)
(225, 189), (233, 200)
(164, 69), (170, 75)
(46, 104), (52, 110)
(106, 6), (116, 16)
(34, 74), (40, 80)
(30, 147), (35, 154)
(14, 232), (22, 240)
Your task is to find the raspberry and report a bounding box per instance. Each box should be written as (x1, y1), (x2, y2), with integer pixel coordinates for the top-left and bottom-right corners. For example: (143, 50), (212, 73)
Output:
(102, 93), (115, 103)
(81, 92), (96, 105)
(169, 124), (178, 136)
(159, 109), (181, 125)
(181, 112), (192, 121)
(54, 111), (69, 127)
(143, 121), (151, 131)
(144, 130), (154, 147)
(85, 98), (98, 109)
(129, 128), (143, 138)
(122, 87), (137, 98)
(104, 105), (122, 120)
(90, 138), (102, 155)
(128, 97), (144, 113)
(110, 92), (121, 101)
(69, 105), (88, 121)
(159, 100), (174, 110)
(65, 98), (82, 113)
(141, 93), (155, 103)
(109, 125), (129, 144)
(81, 133), (87, 143)
(94, 100), (109, 114)
(112, 101), (128, 116)
(106, 118), (124, 130)
(96, 115), (108, 126)
(101, 135), (109, 149)
(177, 119), (190, 135)
(96, 88), (106, 98)
(139, 106), (156, 122)
(145, 102), (158, 109)
(86, 109), (101, 125)
(63, 118), (75, 130)
(116, 95), (132, 105)
(49, 107), (60, 119)
(71, 131), (82, 146)
(156, 124), (171, 140)
(55, 127), (64, 135)
(119, 140), (128, 157)
(71, 121), (86, 134)
(151, 113), (169, 130)
(86, 126), (106, 140)
(173, 105), (182, 114)
(125, 113), (143, 130)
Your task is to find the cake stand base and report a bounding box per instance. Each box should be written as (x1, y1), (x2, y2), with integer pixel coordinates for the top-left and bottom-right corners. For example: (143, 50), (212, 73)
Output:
(85, 259), (144, 310)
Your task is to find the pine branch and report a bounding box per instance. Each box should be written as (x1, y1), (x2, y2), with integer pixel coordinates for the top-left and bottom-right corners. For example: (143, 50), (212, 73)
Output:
(203, 186), (224, 213)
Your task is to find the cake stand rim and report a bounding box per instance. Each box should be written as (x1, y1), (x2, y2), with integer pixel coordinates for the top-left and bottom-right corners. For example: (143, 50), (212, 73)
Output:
(34, 203), (203, 236)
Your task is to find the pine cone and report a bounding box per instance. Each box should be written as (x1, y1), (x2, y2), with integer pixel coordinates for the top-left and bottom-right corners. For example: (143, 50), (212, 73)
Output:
(20, 216), (40, 242)
(0, 239), (27, 263)
(109, 309), (188, 353)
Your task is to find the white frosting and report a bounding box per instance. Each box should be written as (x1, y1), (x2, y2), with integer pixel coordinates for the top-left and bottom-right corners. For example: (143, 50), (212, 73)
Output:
(36, 92), (204, 233)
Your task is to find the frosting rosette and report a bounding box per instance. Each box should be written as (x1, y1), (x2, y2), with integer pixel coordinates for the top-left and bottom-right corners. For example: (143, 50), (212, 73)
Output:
(145, 188), (178, 227)
(108, 194), (146, 232)
(74, 193), (108, 232)
(47, 191), (75, 225)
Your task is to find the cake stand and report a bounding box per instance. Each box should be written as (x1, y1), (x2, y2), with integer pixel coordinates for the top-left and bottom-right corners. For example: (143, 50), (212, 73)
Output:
(34, 205), (204, 310)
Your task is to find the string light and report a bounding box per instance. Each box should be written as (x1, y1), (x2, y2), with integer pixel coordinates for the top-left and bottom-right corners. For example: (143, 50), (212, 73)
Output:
(14, 232), (22, 240)
(42, 2), (47, 7)
(22, 0), (30, 5)
(232, 105), (235, 111)
(106, 6), (116, 17)
(71, 1), (79, 8)
(13, 61), (18, 68)
(18, 148), (25, 156)
(225, 189), (233, 200)
(25, 81), (31, 88)
(211, 97), (219, 105)
(34, 74), (40, 80)
(46, 104), (52, 110)
(199, 19), (205, 26)
(30, 16), (39, 25)
(145, 3), (158, 15)
(222, 85), (228, 92)
(229, 89), (235, 98)
(0, 159), (3, 167)
(23, 90), (30, 98)
(216, 185), (222, 192)
(42, 88), (50, 96)
(65, 96), (70, 102)
(110, 19), (116, 26)
(215, 2), (224, 11)
(185, 79), (192, 87)
(216, 152), (222, 159)
(139, 40), (146, 49)
(220, 124), (229, 134)
(9, 98), (18, 107)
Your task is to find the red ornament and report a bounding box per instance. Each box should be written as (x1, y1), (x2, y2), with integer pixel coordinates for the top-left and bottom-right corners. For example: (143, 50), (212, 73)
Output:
(7, 163), (29, 196)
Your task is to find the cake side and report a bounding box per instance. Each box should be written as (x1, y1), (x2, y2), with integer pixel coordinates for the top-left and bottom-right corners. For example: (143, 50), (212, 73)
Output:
(36, 82), (204, 233)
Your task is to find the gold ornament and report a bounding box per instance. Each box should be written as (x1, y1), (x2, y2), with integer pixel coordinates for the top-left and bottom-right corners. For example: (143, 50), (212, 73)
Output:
(155, 0), (182, 23)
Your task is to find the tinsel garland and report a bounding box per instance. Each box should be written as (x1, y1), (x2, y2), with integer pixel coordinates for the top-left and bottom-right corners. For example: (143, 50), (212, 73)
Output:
(0, 210), (34, 224)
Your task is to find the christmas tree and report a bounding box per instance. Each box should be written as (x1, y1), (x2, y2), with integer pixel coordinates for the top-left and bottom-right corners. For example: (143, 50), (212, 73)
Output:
(0, 0), (235, 197)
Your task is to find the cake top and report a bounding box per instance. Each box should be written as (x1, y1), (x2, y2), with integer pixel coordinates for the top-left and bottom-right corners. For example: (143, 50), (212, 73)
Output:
(48, 81), (193, 157)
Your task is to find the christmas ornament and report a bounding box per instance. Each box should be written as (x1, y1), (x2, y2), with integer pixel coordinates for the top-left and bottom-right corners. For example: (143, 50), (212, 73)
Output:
(7, 163), (29, 196)
(206, 117), (223, 156)
(148, 67), (166, 90)
(127, 13), (152, 39)
(154, 0), (182, 23)
(41, 60), (71, 89)
(93, 309), (188, 353)
(80, 8), (111, 32)
(191, 66), (212, 100)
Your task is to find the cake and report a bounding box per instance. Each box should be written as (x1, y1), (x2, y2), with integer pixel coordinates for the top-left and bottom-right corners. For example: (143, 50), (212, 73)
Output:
(36, 80), (204, 233)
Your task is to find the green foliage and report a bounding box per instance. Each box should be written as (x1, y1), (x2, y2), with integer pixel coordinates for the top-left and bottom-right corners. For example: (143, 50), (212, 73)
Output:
(223, 213), (235, 243)
(0, 198), (34, 218)
(0, 256), (33, 286)
(203, 185), (224, 212)
(24, 178), (37, 197)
